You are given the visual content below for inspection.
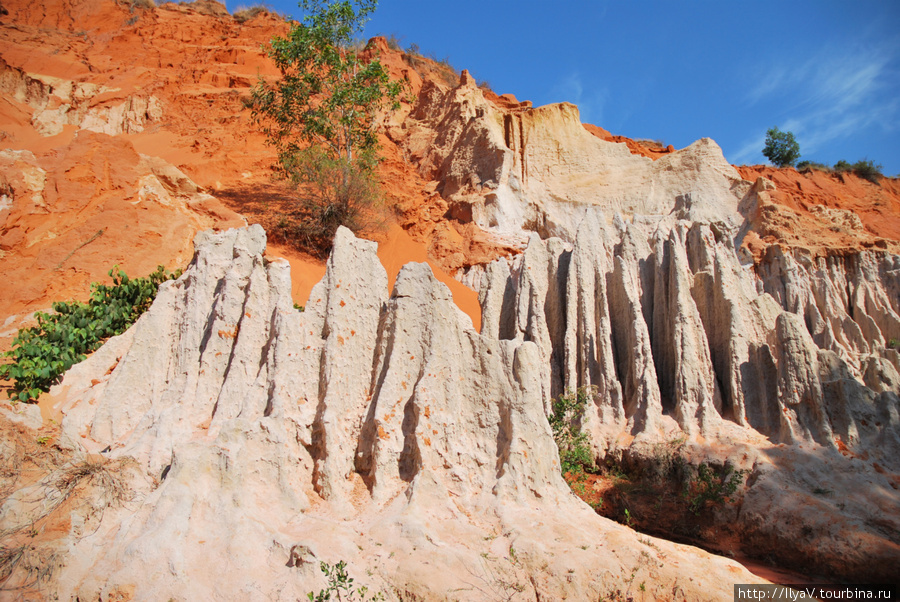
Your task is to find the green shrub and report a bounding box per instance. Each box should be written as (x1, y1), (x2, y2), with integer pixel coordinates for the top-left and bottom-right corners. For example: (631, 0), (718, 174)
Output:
(0, 266), (180, 403)
(549, 388), (594, 476)
(833, 159), (884, 184)
(762, 127), (801, 168)
(308, 560), (384, 602)
(851, 160), (883, 184)
(683, 462), (745, 515)
(833, 159), (852, 172)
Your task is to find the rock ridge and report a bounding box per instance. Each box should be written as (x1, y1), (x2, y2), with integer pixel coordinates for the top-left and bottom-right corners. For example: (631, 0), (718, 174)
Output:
(41, 225), (765, 600)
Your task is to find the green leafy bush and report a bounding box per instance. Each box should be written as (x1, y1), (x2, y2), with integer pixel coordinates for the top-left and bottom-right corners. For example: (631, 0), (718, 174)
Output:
(683, 462), (746, 515)
(308, 560), (384, 601)
(0, 266), (180, 403)
(762, 126), (801, 168)
(549, 388), (594, 476)
(833, 159), (883, 184)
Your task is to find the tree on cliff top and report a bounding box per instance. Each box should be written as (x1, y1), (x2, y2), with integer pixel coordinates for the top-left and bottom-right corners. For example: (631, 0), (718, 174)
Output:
(762, 126), (801, 168)
(250, 0), (402, 254)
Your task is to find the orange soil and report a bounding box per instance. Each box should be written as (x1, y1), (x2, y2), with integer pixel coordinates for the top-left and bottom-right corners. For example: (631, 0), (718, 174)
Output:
(583, 123), (676, 160)
(738, 165), (900, 258)
(264, 225), (481, 330)
(0, 0), (489, 350)
(2, 0), (898, 352)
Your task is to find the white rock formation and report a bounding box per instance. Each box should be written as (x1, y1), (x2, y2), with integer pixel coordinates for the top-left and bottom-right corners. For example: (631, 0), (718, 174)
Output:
(475, 212), (900, 580)
(44, 225), (767, 600)
(399, 73), (900, 578)
(9, 62), (899, 599)
(402, 73), (752, 239)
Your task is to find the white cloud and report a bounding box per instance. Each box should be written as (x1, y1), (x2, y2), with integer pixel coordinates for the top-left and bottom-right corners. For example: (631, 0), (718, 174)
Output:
(734, 41), (899, 164)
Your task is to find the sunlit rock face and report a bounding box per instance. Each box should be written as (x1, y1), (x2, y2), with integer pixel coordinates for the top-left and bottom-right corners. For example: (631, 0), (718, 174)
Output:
(402, 72), (751, 239)
(40, 225), (772, 600)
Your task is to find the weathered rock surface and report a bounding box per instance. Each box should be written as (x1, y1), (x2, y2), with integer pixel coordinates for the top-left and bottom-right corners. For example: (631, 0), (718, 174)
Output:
(476, 211), (900, 580)
(41, 225), (764, 600)
(0, 0), (282, 337)
(401, 72), (752, 240)
(1, 0), (899, 593)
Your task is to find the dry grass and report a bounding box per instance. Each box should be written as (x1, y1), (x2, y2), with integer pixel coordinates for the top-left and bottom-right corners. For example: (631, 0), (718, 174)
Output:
(233, 4), (268, 23)
(0, 418), (134, 595)
(0, 544), (64, 594)
(119, 0), (156, 10)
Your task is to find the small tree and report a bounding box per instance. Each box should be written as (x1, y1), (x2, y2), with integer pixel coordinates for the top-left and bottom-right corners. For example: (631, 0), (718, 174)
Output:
(251, 0), (402, 253)
(762, 126), (801, 168)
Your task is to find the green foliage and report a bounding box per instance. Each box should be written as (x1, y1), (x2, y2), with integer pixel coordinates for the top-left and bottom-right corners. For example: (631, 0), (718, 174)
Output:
(308, 560), (384, 601)
(832, 159), (852, 172)
(762, 127), (801, 168)
(833, 159), (883, 184)
(683, 462), (746, 515)
(0, 266), (180, 403)
(549, 388), (594, 476)
(888, 338), (899, 350)
(250, 0), (400, 171)
(796, 160), (830, 173)
(250, 0), (402, 253)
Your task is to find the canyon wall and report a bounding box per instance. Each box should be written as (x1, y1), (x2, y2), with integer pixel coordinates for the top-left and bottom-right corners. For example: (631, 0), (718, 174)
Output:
(1, 0), (899, 596)
(33, 225), (767, 600)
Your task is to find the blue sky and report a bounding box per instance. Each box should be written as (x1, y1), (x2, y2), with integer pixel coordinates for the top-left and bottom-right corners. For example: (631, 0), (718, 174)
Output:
(236, 0), (900, 175)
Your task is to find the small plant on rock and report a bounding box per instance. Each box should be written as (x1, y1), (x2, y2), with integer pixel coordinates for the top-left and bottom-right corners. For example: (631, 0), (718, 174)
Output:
(549, 388), (595, 477)
(308, 560), (384, 601)
(683, 462), (746, 515)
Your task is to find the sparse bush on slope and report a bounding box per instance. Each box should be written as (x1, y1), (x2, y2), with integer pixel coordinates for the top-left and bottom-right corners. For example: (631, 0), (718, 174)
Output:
(233, 4), (269, 22)
(834, 159), (884, 184)
(796, 160), (831, 173)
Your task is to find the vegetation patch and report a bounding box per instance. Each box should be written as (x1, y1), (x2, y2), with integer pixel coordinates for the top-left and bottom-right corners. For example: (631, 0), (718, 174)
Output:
(762, 126), (800, 168)
(834, 159), (883, 184)
(0, 266), (180, 403)
(796, 160), (831, 173)
(682, 462), (746, 516)
(549, 388), (595, 477)
(556, 432), (750, 558)
(249, 0), (403, 257)
(233, 4), (269, 22)
(795, 159), (884, 184)
(308, 560), (384, 601)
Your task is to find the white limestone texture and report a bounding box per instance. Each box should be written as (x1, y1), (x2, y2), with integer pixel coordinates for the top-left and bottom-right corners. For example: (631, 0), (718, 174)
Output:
(43, 225), (768, 600)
